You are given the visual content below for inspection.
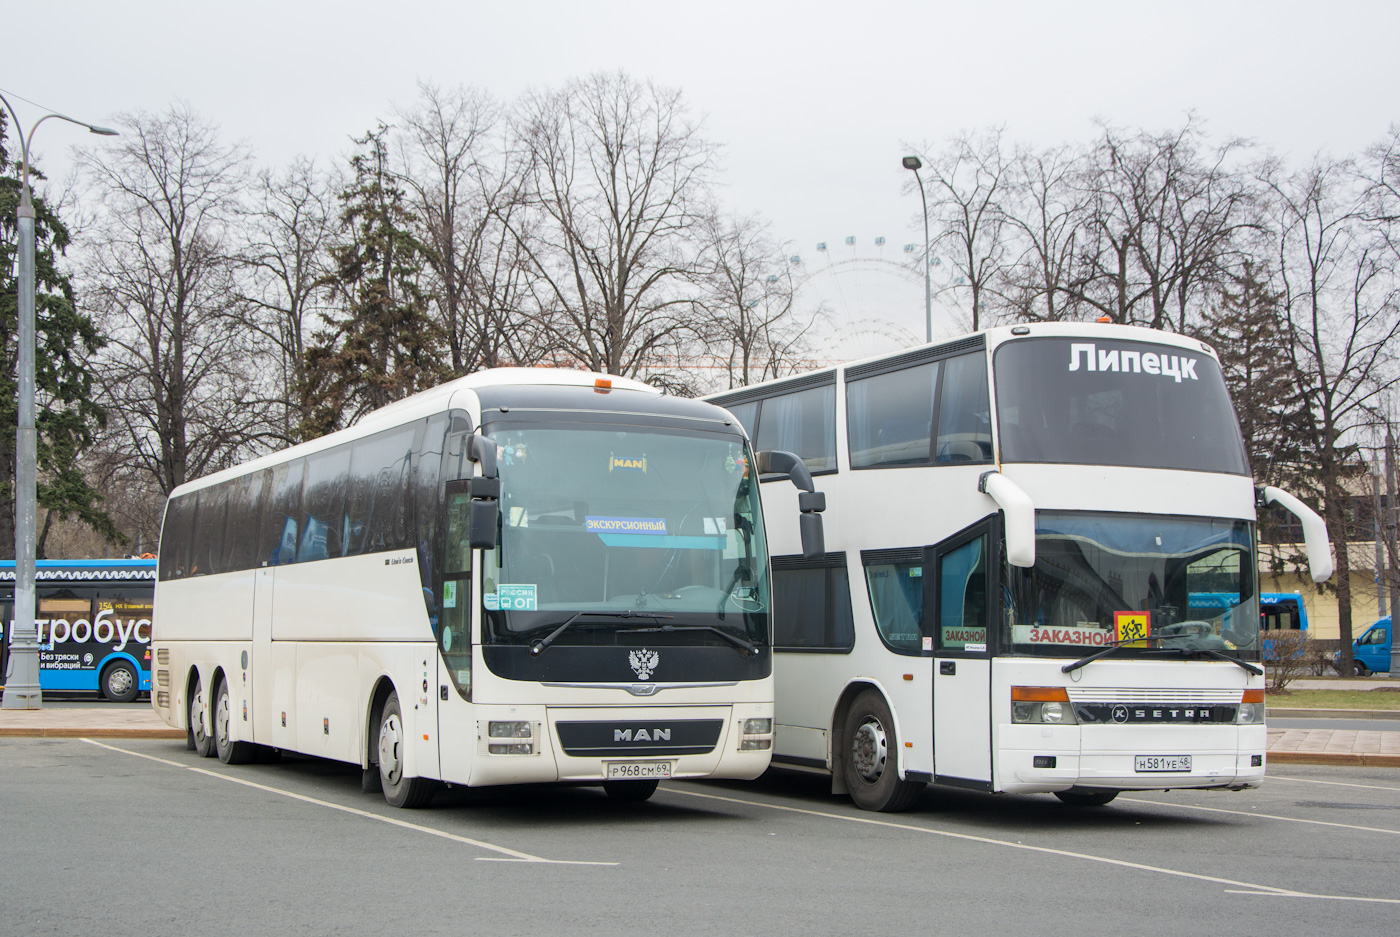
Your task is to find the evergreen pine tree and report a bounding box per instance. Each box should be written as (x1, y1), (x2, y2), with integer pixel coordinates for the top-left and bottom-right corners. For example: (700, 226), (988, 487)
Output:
(0, 111), (118, 556)
(302, 125), (445, 438)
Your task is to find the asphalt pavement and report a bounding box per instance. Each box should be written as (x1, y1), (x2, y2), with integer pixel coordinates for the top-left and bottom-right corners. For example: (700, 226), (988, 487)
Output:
(1, 697), (1397, 766)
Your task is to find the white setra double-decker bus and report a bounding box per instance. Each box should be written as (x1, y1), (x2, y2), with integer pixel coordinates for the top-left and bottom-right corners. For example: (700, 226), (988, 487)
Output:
(706, 322), (1331, 811)
(152, 368), (824, 807)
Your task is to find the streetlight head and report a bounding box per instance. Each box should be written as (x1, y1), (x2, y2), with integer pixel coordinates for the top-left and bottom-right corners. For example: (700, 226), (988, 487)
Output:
(902, 155), (923, 171)
(88, 125), (119, 136)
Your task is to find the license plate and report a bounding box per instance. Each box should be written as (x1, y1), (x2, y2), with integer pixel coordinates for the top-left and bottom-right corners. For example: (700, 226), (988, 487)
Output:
(1135, 754), (1192, 773)
(606, 761), (672, 780)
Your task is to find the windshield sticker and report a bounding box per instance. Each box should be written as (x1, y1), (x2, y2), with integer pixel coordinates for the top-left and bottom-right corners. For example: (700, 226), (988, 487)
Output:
(1068, 342), (1201, 383)
(586, 516), (667, 535)
(965, 642), (987, 653)
(443, 580), (458, 609)
(1114, 611), (1150, 646)
(941, 627), (987, 648)
(703, 517), (728, 535)
(496, 584), (537, 611)
(483, 593), (499, 611)
(609, 455), (647, 473)
(1012, 625), (1118, 646)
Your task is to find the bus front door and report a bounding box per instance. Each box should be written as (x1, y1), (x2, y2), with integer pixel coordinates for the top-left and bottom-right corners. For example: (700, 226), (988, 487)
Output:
(929, 527), (993, 788)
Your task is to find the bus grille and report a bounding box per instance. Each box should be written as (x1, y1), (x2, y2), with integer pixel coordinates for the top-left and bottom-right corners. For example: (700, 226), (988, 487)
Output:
(555, 719), (723, 757)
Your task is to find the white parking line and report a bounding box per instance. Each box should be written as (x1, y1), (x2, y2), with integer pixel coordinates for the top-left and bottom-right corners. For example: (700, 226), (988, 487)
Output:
(664, 785), (1400, 905)
(1268, 774), (1400, 794)
(1117, 796), (1400, 837)
(83, 739), (615, 866)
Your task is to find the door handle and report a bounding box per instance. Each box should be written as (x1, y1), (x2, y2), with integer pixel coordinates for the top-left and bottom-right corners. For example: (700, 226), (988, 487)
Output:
(940, 661), (956, 676)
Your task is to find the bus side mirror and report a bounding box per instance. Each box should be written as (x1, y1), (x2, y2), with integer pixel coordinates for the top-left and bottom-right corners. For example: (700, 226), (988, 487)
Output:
(979, 471), (1035, 567)
(1257, 486), (1332, 583)
(466, 435), (500, 551)
(757, 449), (826, 559)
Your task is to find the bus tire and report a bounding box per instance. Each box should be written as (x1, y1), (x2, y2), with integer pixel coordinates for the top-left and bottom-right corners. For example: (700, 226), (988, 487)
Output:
(189, 676), (216, 758)
(1054, 789), (1119, 807)
(842, 689), (924, 812)
(377, 692), (435, 808)
(214, 680), (256, 765)
(100, 660), (140, 703)
(603, 779), (660, 802)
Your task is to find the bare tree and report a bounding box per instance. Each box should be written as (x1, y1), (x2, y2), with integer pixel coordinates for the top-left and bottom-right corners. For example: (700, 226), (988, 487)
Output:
(695, 212), (818, 389)
(1071, 119), (1253, 331)
(394, 83), (556, 373)
(238, 156), (336, 443)
(998, 142), (1090, 322)
(514, 71), (716, 377)
(1266, 154), (1400, 673)
(78, 104), (268, 496)
(912, 129), (1011, 331)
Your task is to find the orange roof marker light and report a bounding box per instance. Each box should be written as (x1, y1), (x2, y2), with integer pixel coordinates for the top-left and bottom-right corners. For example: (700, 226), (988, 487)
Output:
(1096, 316), (1112, 323)
(594, 377), (612, 393)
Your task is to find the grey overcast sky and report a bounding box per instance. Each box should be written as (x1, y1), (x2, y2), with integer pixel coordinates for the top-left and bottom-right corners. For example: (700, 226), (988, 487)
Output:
(4, 0), (1398, 350)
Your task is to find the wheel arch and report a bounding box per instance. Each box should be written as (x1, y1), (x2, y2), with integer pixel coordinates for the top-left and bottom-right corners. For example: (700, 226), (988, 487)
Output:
(363, 676), (398, 770)
(829, 679), (901, 795)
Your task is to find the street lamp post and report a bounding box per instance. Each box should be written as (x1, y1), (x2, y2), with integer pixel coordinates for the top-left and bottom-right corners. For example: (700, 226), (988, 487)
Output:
(0, 95), (116, 710)
(902, 155), (932, 344)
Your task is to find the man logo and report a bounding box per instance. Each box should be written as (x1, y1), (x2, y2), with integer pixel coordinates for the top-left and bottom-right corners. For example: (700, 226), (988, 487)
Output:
(614, 727), (672, 742)
(629, 649), (659, 680)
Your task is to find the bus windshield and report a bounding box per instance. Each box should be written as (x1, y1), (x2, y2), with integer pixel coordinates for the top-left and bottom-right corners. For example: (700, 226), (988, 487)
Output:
(480, 423), (770, 645)
(1003, 513), (1259, 660)
(994, 337), (1249, 474)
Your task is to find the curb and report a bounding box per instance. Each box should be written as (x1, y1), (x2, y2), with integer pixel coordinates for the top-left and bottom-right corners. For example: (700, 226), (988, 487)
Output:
(1268, 751), (1400, 768)
(1268, 708), (1400, 719)
(0, 727), (185, 739)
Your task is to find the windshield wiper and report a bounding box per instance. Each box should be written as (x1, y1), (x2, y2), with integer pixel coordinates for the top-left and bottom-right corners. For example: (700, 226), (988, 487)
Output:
(1061, 637), (1165, 674)
(1063, 638), (1264, 676)
(625, 623), (759, 657)
(529, 611), (674, 657)
(1147, 644), (1264, 676)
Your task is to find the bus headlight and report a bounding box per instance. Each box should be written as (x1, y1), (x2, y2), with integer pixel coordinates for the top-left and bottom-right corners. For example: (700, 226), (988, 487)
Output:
(739, 717), (773, 751)
(1236, 689), (1265, 725)
(486, 721), (536, 754)
(1010, 688), (1079, 725)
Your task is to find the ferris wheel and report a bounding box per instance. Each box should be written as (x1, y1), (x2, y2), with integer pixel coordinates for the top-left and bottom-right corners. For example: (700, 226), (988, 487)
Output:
(788, 236), (969, 365)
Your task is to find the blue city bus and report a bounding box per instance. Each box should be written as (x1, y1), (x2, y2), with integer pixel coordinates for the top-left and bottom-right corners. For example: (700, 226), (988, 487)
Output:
(1191, 592), (1307, 632)
(0, 559), (155, 701)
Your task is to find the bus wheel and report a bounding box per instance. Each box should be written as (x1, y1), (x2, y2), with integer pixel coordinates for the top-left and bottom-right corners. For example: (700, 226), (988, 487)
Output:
(377, 692), (435, 809)
(189, 677), (215, 758)
(1354, 662), (1370, 677)
(842, 689), (924, 812)
(1054, 789), (1119, 807)
(214, 680), (256, 765)
(101, 660), (139, 703)
(603, 779), (659, 802)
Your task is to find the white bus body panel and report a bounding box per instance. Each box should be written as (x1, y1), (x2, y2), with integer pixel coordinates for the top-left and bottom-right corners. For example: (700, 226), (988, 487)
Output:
(994, 659), (1264, 793)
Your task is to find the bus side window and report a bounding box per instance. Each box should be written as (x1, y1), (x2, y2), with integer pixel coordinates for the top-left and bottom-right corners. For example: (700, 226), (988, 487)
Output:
(935, 533), (988, 652)
(935, 353), (992, 463)
(725, 401), (758, 439)
(299, 446), (350, 563)
(848, 362), (938, 469)
(753, 384), (836, 474)
(158, 493), (197, 580)
(772, 556), (854, 651)
(264, 461), (304, 566)
(193, 483), (229, 577)
(224, 471), (264, 573)
(861, 551), (924, 654)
